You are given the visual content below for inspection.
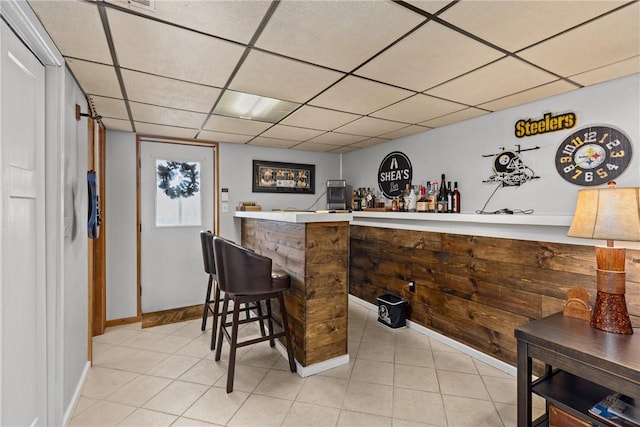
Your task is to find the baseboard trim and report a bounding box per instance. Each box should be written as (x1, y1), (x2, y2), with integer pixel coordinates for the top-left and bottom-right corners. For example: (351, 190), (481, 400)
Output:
(272, 339), (350, 378)
(348, 294), (516, 376)
(104, 315), (142, 328)
(63, 361), (90, 426)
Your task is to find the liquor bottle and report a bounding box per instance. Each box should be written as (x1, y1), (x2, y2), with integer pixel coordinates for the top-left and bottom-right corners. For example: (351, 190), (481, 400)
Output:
(446, 181), (453, 213)
(398, 189), (406, 212)
(436, 174), (448, 213)
(353, 189), (360, 211)
(416, 185), (428, 212)
(406, 184), (417, 212)
(453, 181), (461, 213)
(391, 197), (399, 212)
(426, 181), (437, 212)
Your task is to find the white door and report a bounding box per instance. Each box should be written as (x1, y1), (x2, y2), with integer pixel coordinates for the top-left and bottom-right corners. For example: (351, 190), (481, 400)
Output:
(0, 21), (47, 426)
(140, 141), (214, 313)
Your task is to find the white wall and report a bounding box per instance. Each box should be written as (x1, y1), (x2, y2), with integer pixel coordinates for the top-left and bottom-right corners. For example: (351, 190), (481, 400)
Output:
(342, 74), (640, 216)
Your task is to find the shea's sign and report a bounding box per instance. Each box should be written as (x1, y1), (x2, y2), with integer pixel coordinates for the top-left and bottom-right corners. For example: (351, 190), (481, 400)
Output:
(515, 112), (576, 138)
(378, 151), (412, 199)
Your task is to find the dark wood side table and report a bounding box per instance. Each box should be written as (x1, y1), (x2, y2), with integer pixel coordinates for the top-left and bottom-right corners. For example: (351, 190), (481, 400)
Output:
(515, 312), (640, 427)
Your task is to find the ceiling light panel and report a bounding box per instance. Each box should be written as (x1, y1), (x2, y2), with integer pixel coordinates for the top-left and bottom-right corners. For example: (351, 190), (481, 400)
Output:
(371, 93), (467, 124)
(89, 95), (129, 120)
(255, 1), (425, 72)
(310, 76), (413, 115)
(204, 114), (272, 136)
(66, 59), (122, 99)
(335, 117), (408, 138)
(105, 0), (270, 44)
(420, 107), (488, 128)
(196, 130), (253, 145)
(259, 125), (325, 142)
(425, 57), (557, 106)
(518, 2), (640, 77)
(121, 69), (220, 113)
(28, 0), (112, 64)
(107, 8), (245, 87)
(439, 0), (627, 52)
(569, 56), (640, 86)
(135, 122), (198, 139)
(129, 102), (208, 129)
(478, 80), (578, 112)
(214, 90), (300, 123)
(229, 50), (344, 103)
(356, 21), (504, 91)
(280, 106), (360, 131)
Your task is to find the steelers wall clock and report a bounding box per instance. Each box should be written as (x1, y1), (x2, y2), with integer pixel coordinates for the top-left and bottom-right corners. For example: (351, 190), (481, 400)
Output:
(555, 125), (633, 186)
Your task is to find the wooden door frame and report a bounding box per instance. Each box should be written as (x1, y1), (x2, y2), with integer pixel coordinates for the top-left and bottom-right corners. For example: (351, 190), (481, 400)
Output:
(135, 135), (219, 318)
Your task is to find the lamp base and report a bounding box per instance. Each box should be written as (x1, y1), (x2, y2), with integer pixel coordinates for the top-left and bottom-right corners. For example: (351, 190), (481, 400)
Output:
(590, 290), (633, 334)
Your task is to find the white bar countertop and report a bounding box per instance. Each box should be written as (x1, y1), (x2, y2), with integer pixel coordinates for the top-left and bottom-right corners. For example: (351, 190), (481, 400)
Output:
(234, 210), (352, 223)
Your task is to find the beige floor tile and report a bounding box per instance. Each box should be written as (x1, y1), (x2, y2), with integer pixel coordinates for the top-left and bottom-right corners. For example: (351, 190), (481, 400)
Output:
(147, 321), (188, 334)
(348, 340), (361, 359)
(337, 409), (392, 426)
(270, 354), (297, 371)
(437, 370), (490, 400)
(117, 408), (177, 426)
(172, 416), (224, 426)
(474, 359), (514, 379)
(297, 375), (349, 408)
(180, 358), (228, 386)
(392, 388), (446, 426)
(119, 330), (168, 350)
(394, 364), (440, 393)
(482, 375), (517, 405)
(442, 395), (503, 426)
(342, 381), (393, 417)
(115, 350), (170, 374)
(93, 345), (140, 369)
(175, 335), (213, 359)
(71, 396), (100, 417)
(350, 359), (394, 385)
(392, 419), (441, 426)
(428, 340), (459, 353)
(92, 341), (113, 356)
(317, 360), (354, 380)
(69, 401), (136, 426)
(253, 368), (306, 400)
(213, 363), (269, 393)
(432, 351), (477, 374)
(93, 328), (141, 346)
(494, 402), (517, 427)
(361, 324), (396, 345)
(395, 329), (431, 349)
(227, 394), (293, 426)
(281, 401), (340, 427)
(174, 320), (212, 338)
(142, 380), (209, 415)
(145, 354), (200, 379)
(395, 346), (435, 368)
(81, 367), (138, 400)
(356, 340), (395, 362)
(105, 374), (172, 407)
(238, 343), (283, 368)
(154, 334), (196, 354)
(183, 387), (250, 425)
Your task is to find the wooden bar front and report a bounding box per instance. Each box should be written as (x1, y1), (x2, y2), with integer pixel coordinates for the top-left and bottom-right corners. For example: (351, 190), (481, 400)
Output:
(240, 217), (349, 367)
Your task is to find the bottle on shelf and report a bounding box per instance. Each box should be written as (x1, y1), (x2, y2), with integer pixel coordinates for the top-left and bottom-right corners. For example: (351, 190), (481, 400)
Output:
(398, 189), (406, 212)
(353, 189), (361, 211)
(426, 181), (437, 212)
(436, 174), (448, 213)
(391, 197), (399, 212)
(416, 185), (428, 212)
(406, 183), (417, 212)
(446, 181), (453, 213)
(453, 181), (461, 213)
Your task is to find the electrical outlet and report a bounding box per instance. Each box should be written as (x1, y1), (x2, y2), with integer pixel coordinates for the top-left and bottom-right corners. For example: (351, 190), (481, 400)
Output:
(408, 280), (415, 293)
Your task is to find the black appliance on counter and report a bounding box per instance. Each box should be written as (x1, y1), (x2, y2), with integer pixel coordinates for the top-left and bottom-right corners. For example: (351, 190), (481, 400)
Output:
(326, 180), (347, 210)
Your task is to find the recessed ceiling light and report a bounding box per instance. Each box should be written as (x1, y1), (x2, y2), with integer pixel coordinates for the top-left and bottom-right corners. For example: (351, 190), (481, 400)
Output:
(214, 90), (300, 123)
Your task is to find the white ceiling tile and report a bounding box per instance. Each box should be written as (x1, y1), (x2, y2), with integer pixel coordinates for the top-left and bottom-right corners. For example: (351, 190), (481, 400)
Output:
(440, 0), (627, 52)
(379, 125), (430, 140)
(518, 2), (640, 77)
(349, 138), (390, 148)
(371, 94), (467, 123)
(404, 1), (451, 14)
(121, 70), (220, 113)
(107, 8), (245, 87)
(281, 106), (360, 131)
(105, 0), (270, 44)
(260, 125), (325, 142)
(419, 107), (489, 128)
(101, 118), (132, 132)
(248, 136), (296, 149)
(329, 145), (360, 154)
(310, 76), (413, 115)
(28, 0), (112, 64)
(356, 21), (503, 91)
(129, 102), (208, 129)
(307, 132), (367, 146)
(135, 122), (198, 139)
(197, 130), (252, 145)
(229, 50), (344, 103)
(89, 95), (128, 120)
(256, 1), (425, 72)
(477, 80), (578, 112)
(291, 142), (340, 153)
(334, 117), (407, 138)
(66, 59), (122, 98)
(203, 115), (272, 136)
(569, 56), (640, 87)
(425, 57), (557, 105)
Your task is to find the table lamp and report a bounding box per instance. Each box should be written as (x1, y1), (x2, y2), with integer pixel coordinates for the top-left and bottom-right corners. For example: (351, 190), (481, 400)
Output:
(567, 182), (640, 334)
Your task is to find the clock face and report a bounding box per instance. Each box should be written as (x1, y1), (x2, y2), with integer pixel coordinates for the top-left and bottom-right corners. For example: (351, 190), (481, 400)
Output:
(555, 125), (633, 186)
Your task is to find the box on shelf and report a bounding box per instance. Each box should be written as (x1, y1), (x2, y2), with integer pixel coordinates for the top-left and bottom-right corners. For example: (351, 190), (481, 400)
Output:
(549, 403), (591, 427)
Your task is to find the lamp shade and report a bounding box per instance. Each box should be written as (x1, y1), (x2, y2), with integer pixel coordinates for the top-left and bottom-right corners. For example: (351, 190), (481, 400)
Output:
(567, 187), (640, 242)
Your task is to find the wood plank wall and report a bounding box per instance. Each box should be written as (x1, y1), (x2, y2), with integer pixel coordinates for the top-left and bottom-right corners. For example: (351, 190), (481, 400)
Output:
(242, 219), (349, 366)
(350, 226), (640, 367)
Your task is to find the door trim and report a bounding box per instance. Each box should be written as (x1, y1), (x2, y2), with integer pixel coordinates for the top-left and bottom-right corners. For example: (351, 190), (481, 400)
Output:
(135, 134), (219, 318)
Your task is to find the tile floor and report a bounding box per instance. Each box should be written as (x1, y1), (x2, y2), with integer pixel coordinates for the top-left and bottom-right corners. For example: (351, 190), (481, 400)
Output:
(72, 301), (544, 426)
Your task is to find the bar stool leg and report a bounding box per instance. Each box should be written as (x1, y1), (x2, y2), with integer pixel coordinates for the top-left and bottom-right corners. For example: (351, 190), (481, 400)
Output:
(210, 285), (221, 350)
(256, 302), (267, 338)
(215, 294), (229, 361)
(226, 298), (242, 393)
(201, 275), (213, 331)
(265, 299), (275, 347)
(278, 292), (296, 373)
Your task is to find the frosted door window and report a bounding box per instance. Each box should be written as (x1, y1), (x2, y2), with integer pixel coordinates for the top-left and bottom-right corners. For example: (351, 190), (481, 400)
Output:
(155, 160), (201, 226)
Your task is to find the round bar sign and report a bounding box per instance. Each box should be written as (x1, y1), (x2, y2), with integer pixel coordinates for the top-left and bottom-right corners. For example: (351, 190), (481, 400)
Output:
(378, 151), (412, 199)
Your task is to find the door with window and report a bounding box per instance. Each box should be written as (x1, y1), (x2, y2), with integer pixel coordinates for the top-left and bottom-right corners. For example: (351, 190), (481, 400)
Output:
(139, 140), (215, 313)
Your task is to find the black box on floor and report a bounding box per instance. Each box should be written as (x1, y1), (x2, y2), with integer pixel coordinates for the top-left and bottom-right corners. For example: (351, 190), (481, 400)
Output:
(377, 293), (407, 328)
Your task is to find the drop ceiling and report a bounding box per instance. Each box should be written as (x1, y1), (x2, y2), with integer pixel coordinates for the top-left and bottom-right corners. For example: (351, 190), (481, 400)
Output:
(28, 0), (640, 153)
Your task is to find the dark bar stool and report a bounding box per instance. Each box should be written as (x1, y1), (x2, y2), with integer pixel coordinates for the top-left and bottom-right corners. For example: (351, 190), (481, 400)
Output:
(212, 236), (296, 393)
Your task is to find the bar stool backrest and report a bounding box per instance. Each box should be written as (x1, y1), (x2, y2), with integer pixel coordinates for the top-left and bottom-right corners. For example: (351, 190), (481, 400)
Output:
(200, 230), (216, 276)
(212, 236), (273, 295)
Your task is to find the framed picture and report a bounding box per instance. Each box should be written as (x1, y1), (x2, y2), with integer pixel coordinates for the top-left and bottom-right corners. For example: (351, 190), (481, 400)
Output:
(252, 160), (315, 194)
